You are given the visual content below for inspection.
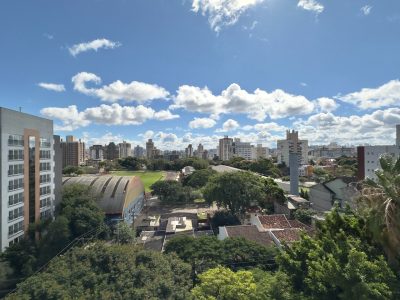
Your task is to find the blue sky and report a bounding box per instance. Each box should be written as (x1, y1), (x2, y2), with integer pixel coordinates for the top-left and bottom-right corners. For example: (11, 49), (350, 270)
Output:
(1, 0), (400, 149)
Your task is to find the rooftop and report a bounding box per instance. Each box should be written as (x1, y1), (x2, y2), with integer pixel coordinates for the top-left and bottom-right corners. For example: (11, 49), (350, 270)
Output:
(258, 214), (291, 230)
(225, 225), (273, 246)
(271, 228), (302, 244)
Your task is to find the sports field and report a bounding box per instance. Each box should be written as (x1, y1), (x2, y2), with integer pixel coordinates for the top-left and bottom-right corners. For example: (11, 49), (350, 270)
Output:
(110, 170), (165, 191)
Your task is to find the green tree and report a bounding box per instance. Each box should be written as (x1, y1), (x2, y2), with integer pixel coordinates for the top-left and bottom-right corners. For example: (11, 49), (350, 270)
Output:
(183, 168), (217, 188)
(252, 269), (299, 300)
(203, 171), (266, 215)
(293, 208), (315, 225)
(151, 180), (189, 203)
(1, 239), (37, 277)
(114, 222), (136, 244)
(277, 209), (399, 299)
(192, 266), (257, 300)
(164, 235), (277, 272)
(62, 165), (82, 176)
(210, 211), (240, 233)
(358, 155), (400, 267)
(7, 244), (192, 300)
(59, 184), (105, 237)
(118, 156), (142, 170)
(249, 158), (281, 178)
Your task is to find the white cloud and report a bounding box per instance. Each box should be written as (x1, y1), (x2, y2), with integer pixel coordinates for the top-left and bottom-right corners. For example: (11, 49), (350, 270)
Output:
(297, 0), (324, 14)
(153, 110), (180, 121)
(41, 103), (179, 131)
(38, 82), (65, 92)
(338, 80), (400, 110)
(216, 118), (240, 132)
(189, 117), (217, 129)
(316, 97), (339, 112)
(72, 72), (169, 103)
(293, 107), (400, 145)
(43, 33), (54, 40)
(191, 0), (264, 32)
(361, 5), (372, 16)
(68, 38), (121, 56)
(172, 83), (315, 121)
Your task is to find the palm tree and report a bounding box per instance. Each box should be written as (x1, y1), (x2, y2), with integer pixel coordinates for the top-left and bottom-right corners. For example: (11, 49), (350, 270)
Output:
(358, 154), (400, 267)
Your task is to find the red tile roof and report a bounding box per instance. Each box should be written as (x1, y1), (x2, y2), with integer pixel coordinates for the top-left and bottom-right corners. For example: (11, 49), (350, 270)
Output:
(258, 214), (290, 229)
(271, 228), (302, 243)
(225, 225), (273, 246)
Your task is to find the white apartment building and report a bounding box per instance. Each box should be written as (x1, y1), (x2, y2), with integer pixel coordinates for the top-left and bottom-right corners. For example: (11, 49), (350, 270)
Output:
(118, 141), (132, 159)
(1, 108), (56, 251)
(357, 125), (400, 181)
(233, 138), (256, 160)
(277, 130), (308, 165)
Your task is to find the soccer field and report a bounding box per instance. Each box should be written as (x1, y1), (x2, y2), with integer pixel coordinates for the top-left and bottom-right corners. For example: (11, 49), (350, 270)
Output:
(110, 170), (165, 191)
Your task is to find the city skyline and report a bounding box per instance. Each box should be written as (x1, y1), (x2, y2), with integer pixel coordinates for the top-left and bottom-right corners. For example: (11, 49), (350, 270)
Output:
(1, 0), (400, 150)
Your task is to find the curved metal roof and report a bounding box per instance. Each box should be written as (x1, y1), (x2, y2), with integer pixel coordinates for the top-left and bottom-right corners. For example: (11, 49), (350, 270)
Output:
(62, 175), (144, 215)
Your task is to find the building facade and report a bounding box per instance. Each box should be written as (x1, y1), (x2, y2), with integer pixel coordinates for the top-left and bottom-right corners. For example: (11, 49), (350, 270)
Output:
(60, 136), (85, 168)
(133, 145), (145, 158)
(233, 138), (256, 160)
(219, 136), (234, 161)
(146, 139), (155, 159)
(185, 144), (193, 158)
(89, 145), (105, 161)
(357, 125), (400, 181)
(105, 142), (119, 160)
(1, 108), (57, 251)
(118, 141), (131, 159)
(277, 130), (308, 165)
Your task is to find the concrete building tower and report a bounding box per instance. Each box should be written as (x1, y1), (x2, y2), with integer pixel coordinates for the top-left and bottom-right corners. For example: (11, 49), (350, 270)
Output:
(219, 136), (234, 161)
(60, 136), (85, 168)
(118, 141), (132, 159)
(146, 139), (155, 159)
(185, 144), (193, 158)
(0, 107), (57, 251)
(397, 124), (400, 147)
(277, 130), (308, 166)
(197, 143), (204, 159)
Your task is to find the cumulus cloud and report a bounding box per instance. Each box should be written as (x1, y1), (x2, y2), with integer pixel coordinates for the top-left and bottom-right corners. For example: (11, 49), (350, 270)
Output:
(189, 117), (217, 129)
(38, 82), (65, 92)
(172, 83), (315, 121)
(297, 0), (324, 14)
(243, 122), (287, 132)
(316, 97), (339, 112)
(216, 118), (240, 132)
(191, 0), (264, 32)
(338, 80), (400, 110)
(41, 104), (179, 131)
(293, 107), (400, 145)
(71, 72), (169, 103)
(68, 38), (121, 56)
(361, 5), (372, 16)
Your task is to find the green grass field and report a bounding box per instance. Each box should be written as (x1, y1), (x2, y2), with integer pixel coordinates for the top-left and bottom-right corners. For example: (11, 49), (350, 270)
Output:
(110, 170), (165, 191)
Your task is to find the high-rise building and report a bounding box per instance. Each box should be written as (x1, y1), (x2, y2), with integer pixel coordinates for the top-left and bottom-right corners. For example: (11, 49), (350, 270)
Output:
(357, 124), (400, 181)
(133, 145), (145, 158)
(277, 130), (308, 166)
(255, 144), (269, 159)
(232, 138), (255, 160)
(1, 108), (58, 251)
(89, 145), (105, 161)
(60, 136), (85, 168)
(118, 141), (131, 159)
(219, 136), (234, 161)
(185, 144), (193, 158)
(196, 144), (204, 159)
(105, 142), (119, 160)
(146, 139), (155, 159)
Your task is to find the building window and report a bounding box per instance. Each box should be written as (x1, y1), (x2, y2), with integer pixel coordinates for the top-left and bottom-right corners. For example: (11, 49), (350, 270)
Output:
(9, 207), (24, 222)
(8, 178), (24, 191)
(8, 134), (24, 147)
(40, 197), (52, 208)
(40, 186), (51, 196)
(8, 149), (24, 161)
(9, 192), (24, 206)
(8, 221), (24, 237)
(40, 138), (51, 148)
(40, 174), (51, 184)
(39, 150), (51, 160)
(40, 162), (51, 171)
(9, 235), (23, 246)
(40, 209), (52, 220)
(8, 164), (24, 176)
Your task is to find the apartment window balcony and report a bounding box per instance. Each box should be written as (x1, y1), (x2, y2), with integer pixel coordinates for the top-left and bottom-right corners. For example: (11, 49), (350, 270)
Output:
(8, 135), (24, 147)
(8, 221), (24, 238)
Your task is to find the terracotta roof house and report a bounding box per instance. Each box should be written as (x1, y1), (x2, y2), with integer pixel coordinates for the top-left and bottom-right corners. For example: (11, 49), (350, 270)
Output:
(218, 225), (274, 247)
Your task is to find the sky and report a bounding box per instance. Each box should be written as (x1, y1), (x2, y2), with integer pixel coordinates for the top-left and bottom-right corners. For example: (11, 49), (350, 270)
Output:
(1, 0), (400, 150)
